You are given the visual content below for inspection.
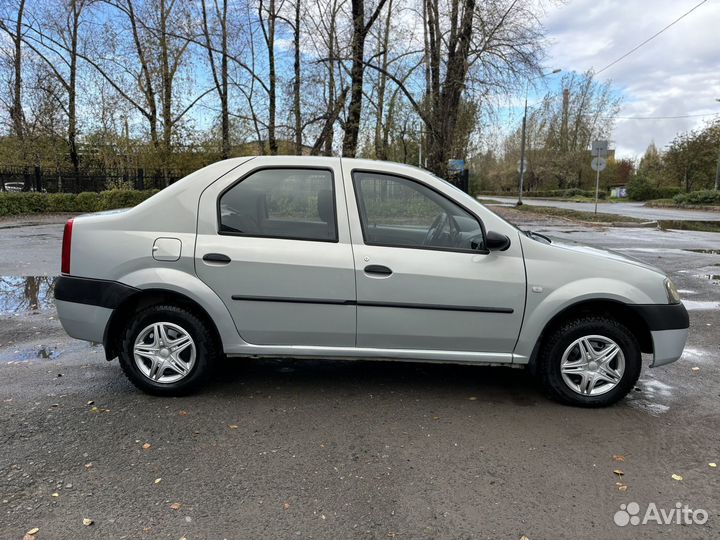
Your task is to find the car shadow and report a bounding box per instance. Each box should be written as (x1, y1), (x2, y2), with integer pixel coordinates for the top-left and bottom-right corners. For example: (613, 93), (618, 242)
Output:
(203, 356), (544, 407)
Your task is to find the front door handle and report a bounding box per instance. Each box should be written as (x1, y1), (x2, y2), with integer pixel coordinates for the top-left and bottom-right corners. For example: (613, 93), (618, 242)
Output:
(364, 264), (392, 276)
(202, 253), (231, 264)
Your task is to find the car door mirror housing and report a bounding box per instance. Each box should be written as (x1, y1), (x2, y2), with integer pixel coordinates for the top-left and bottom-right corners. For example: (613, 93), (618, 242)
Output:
(485, 230), (511, 251)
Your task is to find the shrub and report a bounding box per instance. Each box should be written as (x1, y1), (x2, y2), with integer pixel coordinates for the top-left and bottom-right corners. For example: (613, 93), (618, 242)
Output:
(673, 190), (720, 206)
(626, 177), (657, 201)
(0, 189), (158, 217)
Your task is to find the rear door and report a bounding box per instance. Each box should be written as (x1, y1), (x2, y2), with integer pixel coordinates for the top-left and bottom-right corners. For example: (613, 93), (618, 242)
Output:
(342, 164), (526, 357)
(195, 157), (356, 347)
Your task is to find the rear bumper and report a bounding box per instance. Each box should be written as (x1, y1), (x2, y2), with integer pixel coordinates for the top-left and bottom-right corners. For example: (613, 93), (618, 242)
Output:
(55, 299), (113, 343)
(54, 276), (138, 343)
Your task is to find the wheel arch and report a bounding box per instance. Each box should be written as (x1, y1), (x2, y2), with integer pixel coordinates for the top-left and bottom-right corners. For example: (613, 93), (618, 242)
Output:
(103, 288), (223, 360)
(526, 298), (653, 373)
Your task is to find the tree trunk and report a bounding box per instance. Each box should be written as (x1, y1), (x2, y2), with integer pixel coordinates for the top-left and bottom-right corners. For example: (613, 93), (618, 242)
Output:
(10, 0), (26, 142)
(373, 0), (392, 161)
(293, 0), (302, 154)
(68, 0), (80, 176)
(159, 0), (172, 183)
(260, 0), (278, 155)
(342, 0), (366, 157)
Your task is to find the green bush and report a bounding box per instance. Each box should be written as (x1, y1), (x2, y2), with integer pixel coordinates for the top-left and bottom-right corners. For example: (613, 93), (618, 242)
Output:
(673, 190), (720, 206)
(626, 177), (657, 201)
(654, 186), (682, 199)
(0, 189), (157, 216)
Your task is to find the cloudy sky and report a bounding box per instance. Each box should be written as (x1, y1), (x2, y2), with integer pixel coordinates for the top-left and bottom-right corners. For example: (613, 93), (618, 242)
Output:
(540, 0), (720, 159)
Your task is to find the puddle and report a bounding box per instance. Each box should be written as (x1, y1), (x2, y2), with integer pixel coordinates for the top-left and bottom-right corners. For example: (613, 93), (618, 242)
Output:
(0, 345), (61, 362)
(680, 347), (714, 365)
(0, 276), (56, 315)
(682, 300), (720, 311)
(683, 249), (720, 255)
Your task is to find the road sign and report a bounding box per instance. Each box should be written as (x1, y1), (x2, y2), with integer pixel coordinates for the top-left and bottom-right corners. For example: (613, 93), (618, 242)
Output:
(448, 159), (465, 174)
(517, 159), (528, 173)
(592, 140), (608, 157)
(591, 157), (607, 172)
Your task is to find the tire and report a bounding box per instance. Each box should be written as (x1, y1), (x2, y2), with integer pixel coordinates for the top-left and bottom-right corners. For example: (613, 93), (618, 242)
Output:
(118, 305), (218, 396)
(536, 315), (641, 407)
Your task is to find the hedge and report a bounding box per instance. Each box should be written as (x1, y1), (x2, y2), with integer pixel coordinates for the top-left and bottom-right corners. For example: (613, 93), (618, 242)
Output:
(673, 190), (720, 206)
(0, 189), (159, 217)
(478, 188), (607, 199)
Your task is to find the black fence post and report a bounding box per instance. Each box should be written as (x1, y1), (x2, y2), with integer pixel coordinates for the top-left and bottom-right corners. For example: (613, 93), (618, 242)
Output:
(34, 166), (42, 192)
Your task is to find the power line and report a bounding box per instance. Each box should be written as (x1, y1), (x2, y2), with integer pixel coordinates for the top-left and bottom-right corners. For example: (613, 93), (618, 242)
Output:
(595, 0), (709, 75)
(613, 112), (720, 120)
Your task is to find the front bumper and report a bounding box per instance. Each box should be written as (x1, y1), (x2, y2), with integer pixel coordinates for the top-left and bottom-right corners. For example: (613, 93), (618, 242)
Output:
(650, 328), (689, 367)
(627, 303), (689, 367)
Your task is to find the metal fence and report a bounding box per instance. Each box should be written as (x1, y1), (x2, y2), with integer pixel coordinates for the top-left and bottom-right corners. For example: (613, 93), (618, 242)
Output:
(0, 167), (190, 193)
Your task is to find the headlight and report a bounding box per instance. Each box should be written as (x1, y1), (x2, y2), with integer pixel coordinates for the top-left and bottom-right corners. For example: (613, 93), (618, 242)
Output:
(664, 278), (681, 304)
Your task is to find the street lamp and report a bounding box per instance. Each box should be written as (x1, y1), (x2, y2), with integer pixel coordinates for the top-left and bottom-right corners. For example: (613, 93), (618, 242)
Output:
(715, 98), (720, 191)
(517, 68), (562, 205)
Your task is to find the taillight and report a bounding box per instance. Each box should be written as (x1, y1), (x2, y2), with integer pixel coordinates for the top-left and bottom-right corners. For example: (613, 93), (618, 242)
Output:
(61, 218), (74, 274)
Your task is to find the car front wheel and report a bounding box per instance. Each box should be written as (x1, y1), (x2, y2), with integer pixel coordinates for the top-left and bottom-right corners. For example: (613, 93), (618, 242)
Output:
(537, 315), (642, 407)
(118, 305), (218, 395)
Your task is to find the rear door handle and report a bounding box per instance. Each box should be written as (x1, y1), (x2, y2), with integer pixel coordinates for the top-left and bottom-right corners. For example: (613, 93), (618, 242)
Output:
(202, 253), (231, 264)
(364, 264), (392, 276)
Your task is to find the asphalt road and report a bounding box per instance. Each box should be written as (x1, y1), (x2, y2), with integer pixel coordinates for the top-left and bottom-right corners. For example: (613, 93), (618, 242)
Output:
(489, 196), (720, 222)
(1, 212), (718, 540)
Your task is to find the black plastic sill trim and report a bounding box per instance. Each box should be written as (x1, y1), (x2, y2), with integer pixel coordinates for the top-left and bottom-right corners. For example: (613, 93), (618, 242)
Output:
(54, 275), (139, 309)
(231, 295), (514, 314)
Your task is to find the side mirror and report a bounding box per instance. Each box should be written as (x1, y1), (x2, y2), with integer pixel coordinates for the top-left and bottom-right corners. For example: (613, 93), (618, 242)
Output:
(485, 230), (511, 251)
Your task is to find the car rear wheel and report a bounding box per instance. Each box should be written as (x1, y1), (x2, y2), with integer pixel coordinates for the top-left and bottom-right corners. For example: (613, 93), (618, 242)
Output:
(118, 305), (218, 395)
(537, 315), (641, 407)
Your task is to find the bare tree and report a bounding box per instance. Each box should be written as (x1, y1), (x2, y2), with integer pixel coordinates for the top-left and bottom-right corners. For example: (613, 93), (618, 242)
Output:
(200, 0), (230, 158)
(341, 0), (389, 157)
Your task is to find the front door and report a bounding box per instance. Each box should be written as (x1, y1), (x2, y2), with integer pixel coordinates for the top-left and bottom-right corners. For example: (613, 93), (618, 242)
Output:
(195, 159), (356, 347)
(344, 167), (526, 356)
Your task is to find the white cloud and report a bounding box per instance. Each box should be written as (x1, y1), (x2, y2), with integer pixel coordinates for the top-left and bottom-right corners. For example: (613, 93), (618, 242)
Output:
(543, 0), (720, 158)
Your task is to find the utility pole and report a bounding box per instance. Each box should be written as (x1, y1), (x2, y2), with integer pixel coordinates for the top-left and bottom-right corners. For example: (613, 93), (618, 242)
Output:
(715, 99), (720, 190)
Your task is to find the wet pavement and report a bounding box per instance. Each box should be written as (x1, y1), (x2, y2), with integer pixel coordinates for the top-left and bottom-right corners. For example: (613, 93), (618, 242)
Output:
(490, 196), (720, 222)
(0, 213), (718, 540)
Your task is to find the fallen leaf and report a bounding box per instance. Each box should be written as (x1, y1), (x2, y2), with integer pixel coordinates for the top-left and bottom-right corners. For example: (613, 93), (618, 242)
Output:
(142, 443), (151, 450)
(283, 502), (290, 510)
(612, 455), (625, 462)
(86, 400), (94, 405)
(228, 424), (239, 429)
(613, 469), (624, 476)
(691, 367), (700, 372)
(709, 463), (717, 468)
(618, 485), (628, 492)
(671, 473), (683, 481)
(179, 410), (188, 416)
(154, 478), (162, 484)
(520, 535), (530, 540)
(82, 518), (94, 526)
(468, 396), (477, 401)
(84, 462), (93, 469)
(169, 502), (181, 510)
(51, 492), (59, 497)
(26, 528), (39, 536)
(89, 406), (99, 413)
